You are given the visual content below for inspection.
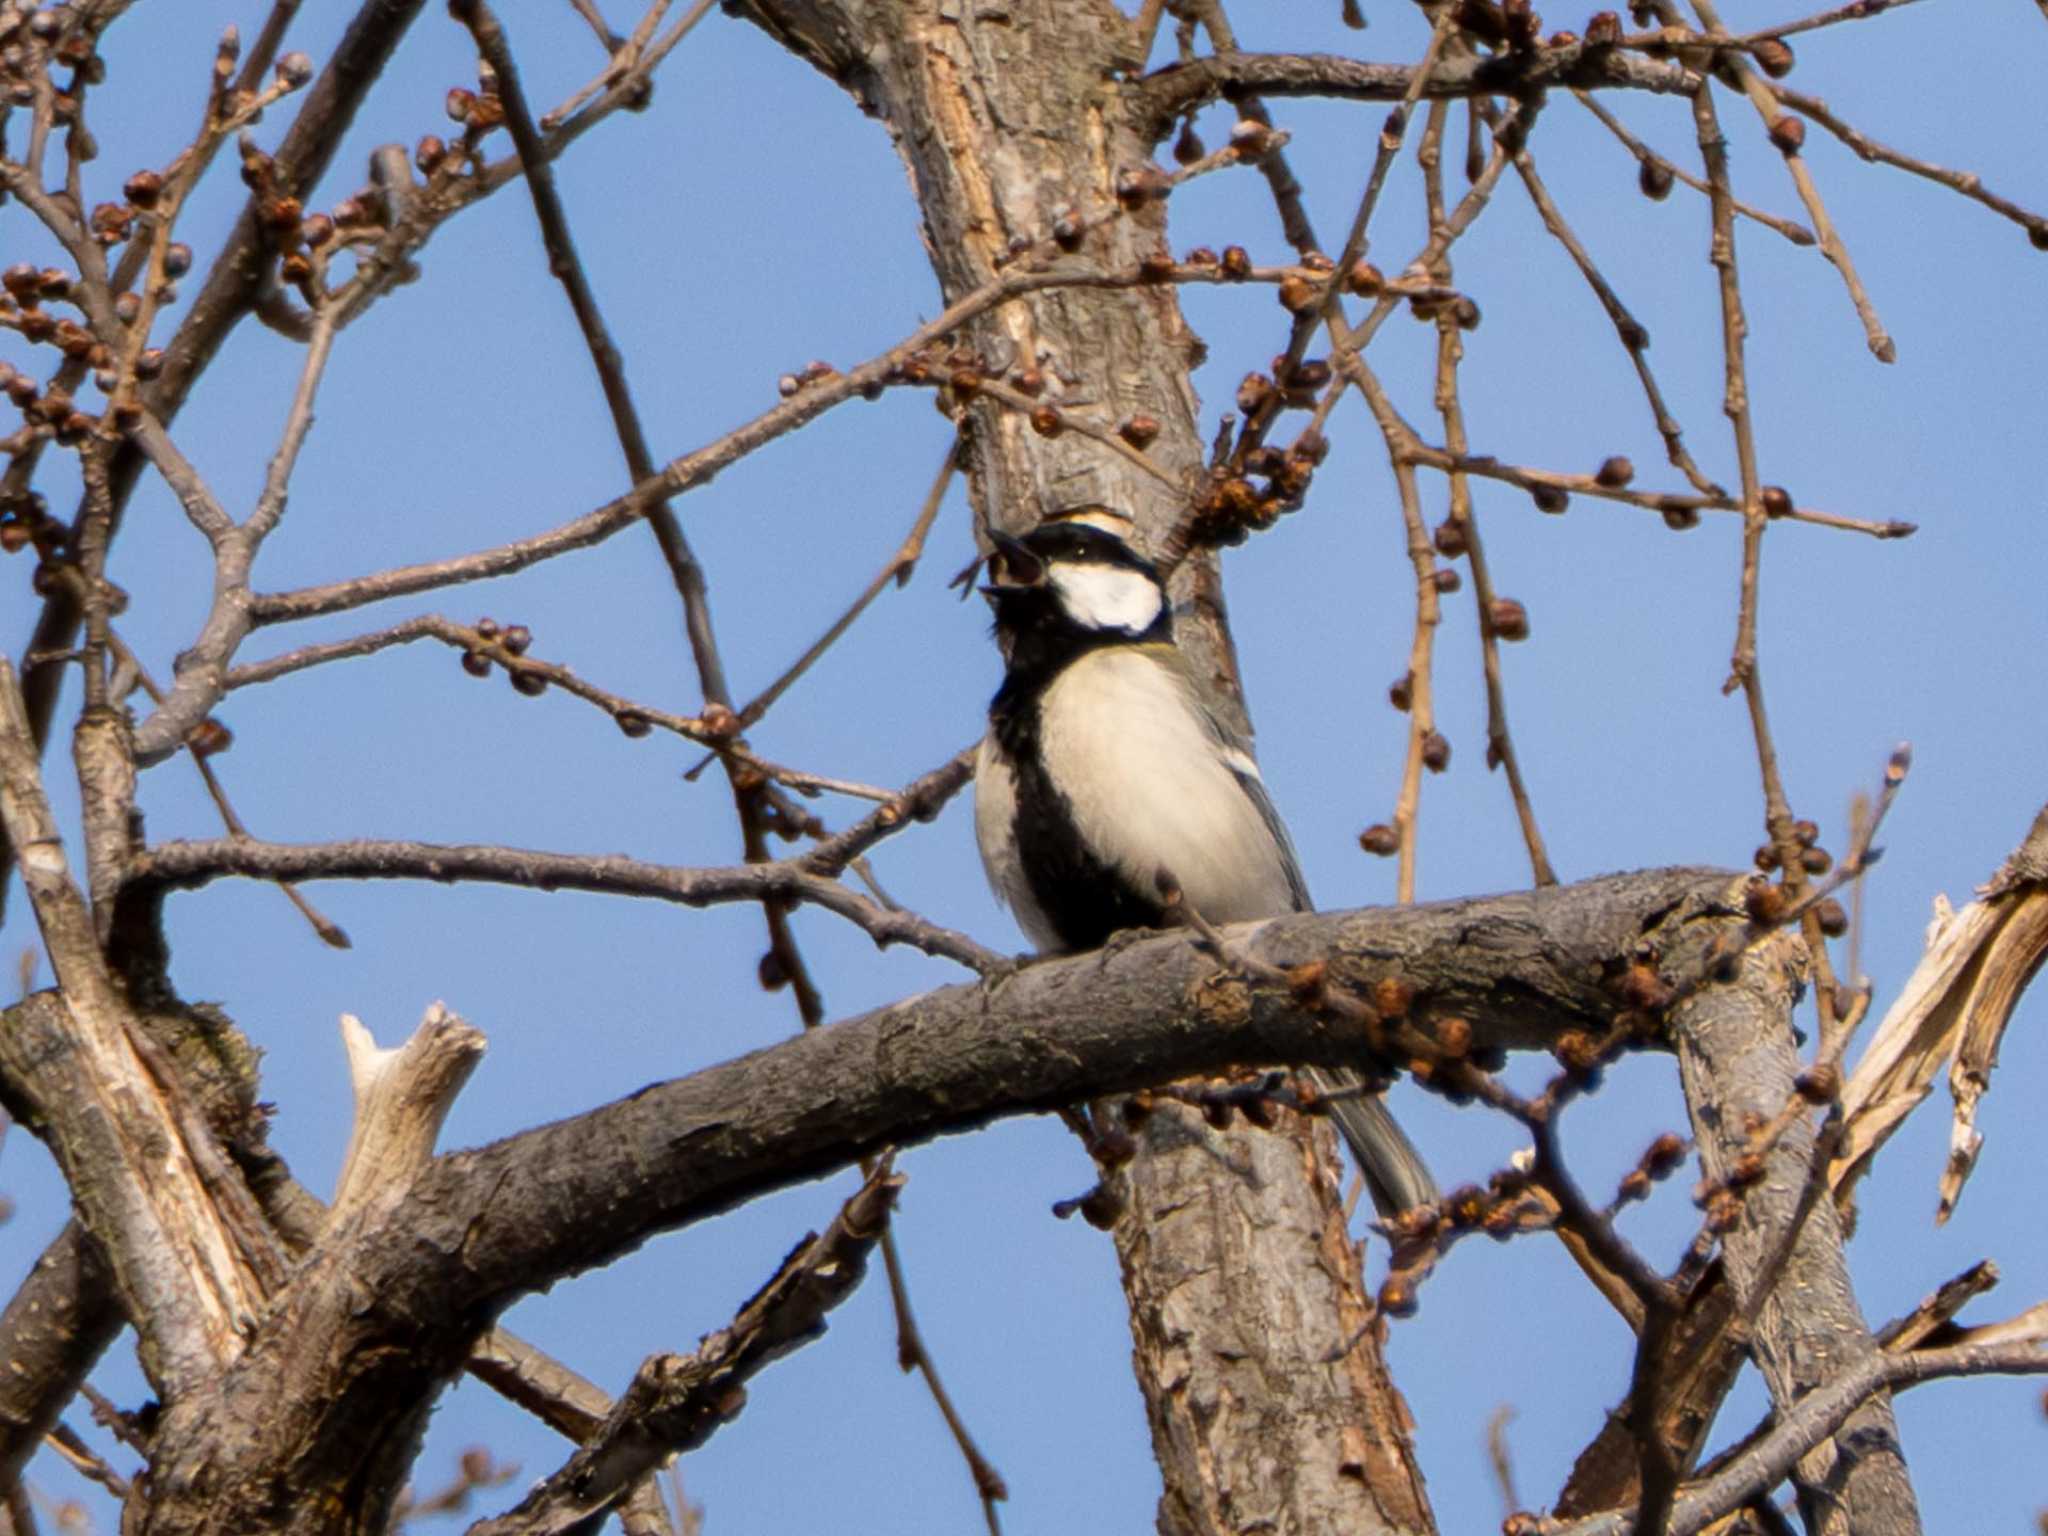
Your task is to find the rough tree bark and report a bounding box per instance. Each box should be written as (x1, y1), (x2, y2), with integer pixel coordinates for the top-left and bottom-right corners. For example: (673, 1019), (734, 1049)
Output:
(1674, 935), (1920, 1536)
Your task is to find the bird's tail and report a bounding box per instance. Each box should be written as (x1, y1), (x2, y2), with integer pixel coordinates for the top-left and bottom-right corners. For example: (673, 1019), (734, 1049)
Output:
(1308, 1067), (1437, 1220)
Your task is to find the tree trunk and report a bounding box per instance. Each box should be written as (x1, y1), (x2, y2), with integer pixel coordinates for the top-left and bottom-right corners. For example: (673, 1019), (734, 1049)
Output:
(732, 3), (1435, 1526)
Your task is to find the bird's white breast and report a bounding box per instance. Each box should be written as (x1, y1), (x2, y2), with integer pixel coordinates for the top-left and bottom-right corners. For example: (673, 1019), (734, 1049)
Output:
(1035, 647), (1300, 925)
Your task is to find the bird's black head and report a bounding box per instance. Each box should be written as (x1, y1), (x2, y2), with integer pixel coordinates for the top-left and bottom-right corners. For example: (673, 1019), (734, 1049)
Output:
(982, 519), (1170, 678)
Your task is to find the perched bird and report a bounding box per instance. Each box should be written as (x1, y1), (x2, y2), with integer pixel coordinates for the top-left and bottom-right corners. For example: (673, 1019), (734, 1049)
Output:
(973, 514), (1436, 1218)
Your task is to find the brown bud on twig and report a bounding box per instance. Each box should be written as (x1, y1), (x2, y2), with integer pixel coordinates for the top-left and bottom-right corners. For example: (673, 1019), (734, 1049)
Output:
(1530, 482), (1568, 514)
(1344, 259), (1384, 297)
(276, 51), (314, 87)
(187, 717), (233, 757)
(1662, 507), (1699, 532)
(1172, 120), (1204, 165)
(1703, 1188), (1742, 1233)
(1644, 1132), (1687, 1177)
(501, 624), (532, 656)
(1433, 568), (1461, 595)
(415, 135), (448, 175)
(1453, 296), (1482, 331)
(1791, 818), (1819, 847)
(1377, 1274), (1418, 1318)
(1768, 115), (1805, 155)
(1183, 246), (1218, 268)
(1236, 372), (1274, 415)
(1078, 1184), (1122, 1229)
(1118, 414), (1160, 449)
(1115, 163), (1168, 209)
(1488, 598), (1529, 641)
(1388, 673), (1413, 712)
(1553, 1030), (1601, 1076)
(1793, 1060), (1841, 1108)
(510, 669), (547, 697)
(1359, 823), (1409, 860)
(1619, 961), (1673, 1012)
(1760, 484), (1793, 519)
(1432, 518), (1468, 558)
(461, 650), (490, 678)
(1277, 273), (1318, 314)
(1372, 976), (1414, 1018)
(1743, 877), (1787, 926)
(1801, 846), (1832, 876)
(1754, 843), (1781, 872)
(1584, 10), (1621, 46)
(1750, 37), (1795, 77)
(1219, 245), (1252, 281)
(1029, 404), (1062, 438)
(446, 87), (477, 124)
(1638, 158), (1675, 201)
(615, 710), (652, 739)
(123, 169), (163, 208)
(1421, 731), (1451, 773)
(1280, 357), (1330, 396)
(1594, 455), (1634, 488)
(1228, 119), (1275, 159)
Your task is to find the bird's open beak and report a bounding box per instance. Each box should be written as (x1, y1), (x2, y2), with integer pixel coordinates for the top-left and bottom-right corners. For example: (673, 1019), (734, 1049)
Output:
(980, 530), (1045, 595)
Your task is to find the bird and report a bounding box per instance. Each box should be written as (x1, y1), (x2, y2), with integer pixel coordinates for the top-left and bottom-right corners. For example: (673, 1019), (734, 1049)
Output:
(972, 512), (1437, 1219)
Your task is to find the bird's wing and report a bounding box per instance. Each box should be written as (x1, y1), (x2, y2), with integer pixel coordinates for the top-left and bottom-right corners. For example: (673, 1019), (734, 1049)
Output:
(1196, 697), (1314, 916)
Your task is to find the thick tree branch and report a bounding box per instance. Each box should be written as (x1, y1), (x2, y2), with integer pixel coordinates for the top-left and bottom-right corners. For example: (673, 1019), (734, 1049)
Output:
(110, 866), (1732, 1534)
(0, 1223), (121, 1488)
(0, 666), (280, 1394)
(1673, 932), (1921, 1535)
(1127, 46), (1698, 141)
(374, 865), (1736, 1331)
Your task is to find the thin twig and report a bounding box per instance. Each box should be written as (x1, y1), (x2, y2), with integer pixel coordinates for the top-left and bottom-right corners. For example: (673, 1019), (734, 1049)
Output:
(878, 1226), (1007, 1534)
(1486, 100), (1722, 498)
(1769, 79), (2048, 247)
(131, 834), (1003, 973)
(1574, 91), (1817, 247)
(1429, 304), (1555, 887)
(1695, 0), (1894, 361)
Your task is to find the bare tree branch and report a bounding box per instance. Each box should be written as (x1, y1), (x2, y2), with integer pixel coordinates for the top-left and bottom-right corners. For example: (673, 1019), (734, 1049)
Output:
(1127, 45), (1700, 141)
(126, 830), (1001, 972)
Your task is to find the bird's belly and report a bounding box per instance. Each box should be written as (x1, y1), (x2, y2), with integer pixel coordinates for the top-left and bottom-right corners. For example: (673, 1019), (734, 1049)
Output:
(1034, 649), (1298, 928)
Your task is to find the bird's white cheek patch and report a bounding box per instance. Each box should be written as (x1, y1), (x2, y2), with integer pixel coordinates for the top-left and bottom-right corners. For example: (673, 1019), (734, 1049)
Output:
(1050, 564), (1162, 633)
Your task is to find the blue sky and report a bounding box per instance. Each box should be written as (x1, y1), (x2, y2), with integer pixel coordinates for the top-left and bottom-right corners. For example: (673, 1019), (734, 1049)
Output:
(5, 2), (2047, 1531)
